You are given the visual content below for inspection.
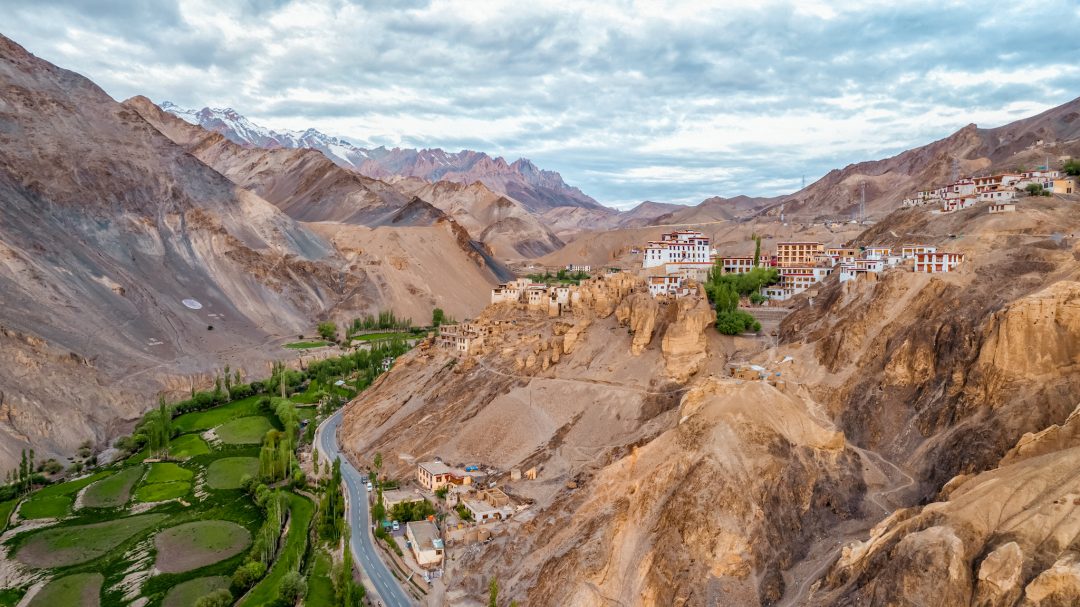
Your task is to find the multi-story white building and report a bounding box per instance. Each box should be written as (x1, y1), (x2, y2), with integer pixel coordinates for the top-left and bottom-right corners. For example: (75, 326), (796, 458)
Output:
(901, 244), (937, 259)
(914, 251), (964, 273)
(648, 275), (689, 298)
(643, 230), (712, 268)
(942, 196), (977, 212)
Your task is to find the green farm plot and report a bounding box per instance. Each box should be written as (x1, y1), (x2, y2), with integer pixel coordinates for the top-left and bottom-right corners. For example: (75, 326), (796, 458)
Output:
(214, 416), (273, 445)
(15, 513), (166, 568)
(173, 397), (262, 433)
(0, 499), (19, 532)
(27, 572), (102, 607)
(305, 550), (335, 606)
(283, 340), (330, 349)
(81, 465), (143, 509)
(205, 457), (260, 490)
(239, 493), (313, 607)
(170, 434), (210, 458)
(143, 463), (193, 484)
(19, 471), (112, 519)
(161, 576), (231, 607)
(351, 331), (408, 342)
(134, 463), (193, 503)
(134, 482), (189, 503)
(154, 520), (251, 574)
(0, 588), (23, 607)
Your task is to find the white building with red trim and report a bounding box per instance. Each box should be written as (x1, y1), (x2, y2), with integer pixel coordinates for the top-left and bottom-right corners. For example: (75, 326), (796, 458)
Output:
(902, 244), (937, 259)
(914, 251), (964, 273)
(643, 230), (712, 268)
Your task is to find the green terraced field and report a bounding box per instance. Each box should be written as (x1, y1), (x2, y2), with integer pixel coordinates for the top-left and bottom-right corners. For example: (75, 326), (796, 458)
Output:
(173, 397), (262, 433)
(205, 457), (260, 490)
(214, 416), (274, 445)
(26, 572), (103, 607)
(161, 576), (231, 607)
(169, 434), (211, 458)
(81, 465), (144, 509)
(15, 513), (166, 568)
(154, 520), (251, 573)
(18, 471), (112, 519)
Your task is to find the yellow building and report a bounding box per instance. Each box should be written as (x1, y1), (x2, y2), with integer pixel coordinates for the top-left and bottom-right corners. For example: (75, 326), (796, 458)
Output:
(1054, 177), (1077, 195)
(776, 242), (825, 268)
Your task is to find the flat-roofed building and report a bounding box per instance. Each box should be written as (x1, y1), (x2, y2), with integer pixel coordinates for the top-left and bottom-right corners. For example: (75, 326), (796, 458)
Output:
(406, 520), (444, 567)
(417, 461), (454, 491)
(776, 242), (824, 268)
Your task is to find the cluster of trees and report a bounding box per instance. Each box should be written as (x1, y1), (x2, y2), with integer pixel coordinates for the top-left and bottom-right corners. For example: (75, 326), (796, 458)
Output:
(332, 529), (365, 606)
(233, 482), (289, 591)
(1064, 158), (1080, 176)
(348, 310), (413, 334)
(318, 458), (345, 542)
(705, 265), (777, 335)
(256, 398), (305, 487)
(318, 321), (338, 342)
(145, 396), (172, 458)
(1026, 183), (1052, 197)
(389, 498), (436, 523)
(526, 268), (590, 284)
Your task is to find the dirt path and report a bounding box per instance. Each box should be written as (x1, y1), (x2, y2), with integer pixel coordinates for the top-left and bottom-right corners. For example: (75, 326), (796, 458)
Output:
(776, 388), (917, 607)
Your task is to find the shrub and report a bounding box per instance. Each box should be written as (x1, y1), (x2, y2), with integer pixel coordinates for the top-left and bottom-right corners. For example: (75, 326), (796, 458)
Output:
(232, 559), (266, 590)
(715, 310), (760, 335)
(317, 321), (338, 342)
(279, 570), (307, 603)
(195, 589), (233, 607)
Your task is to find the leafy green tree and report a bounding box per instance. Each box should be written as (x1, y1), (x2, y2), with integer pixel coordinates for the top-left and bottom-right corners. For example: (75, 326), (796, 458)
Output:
(232, 560), (266, 589)
(318, 321), (338, 342)
(1063, 158), (1080, 176)
(489, 577), (499, 607)
(319, 458), (345, 541)
(432, 307), (446, 327)
(194, 589), (233, 607)
(1026, 183), (1045, 196)
(753, 235), (762, 267)
(279, 570), (307, 603)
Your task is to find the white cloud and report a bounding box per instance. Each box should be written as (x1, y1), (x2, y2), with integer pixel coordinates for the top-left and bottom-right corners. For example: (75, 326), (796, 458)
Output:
(4, 0), (1079, 206)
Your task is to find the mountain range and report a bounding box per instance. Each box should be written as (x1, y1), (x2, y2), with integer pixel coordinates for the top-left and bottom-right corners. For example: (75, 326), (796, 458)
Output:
(162, 102), (606, 213)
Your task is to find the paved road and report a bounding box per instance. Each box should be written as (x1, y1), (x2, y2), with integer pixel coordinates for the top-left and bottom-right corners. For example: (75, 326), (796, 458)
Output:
(317, 410), (414, 607)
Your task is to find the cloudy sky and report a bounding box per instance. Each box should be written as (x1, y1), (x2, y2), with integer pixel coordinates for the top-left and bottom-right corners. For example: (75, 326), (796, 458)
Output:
(6, 0), (1080, 208)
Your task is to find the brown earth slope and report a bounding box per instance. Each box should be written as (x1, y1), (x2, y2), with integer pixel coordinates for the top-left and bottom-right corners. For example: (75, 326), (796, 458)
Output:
(0, 35), (376, 469)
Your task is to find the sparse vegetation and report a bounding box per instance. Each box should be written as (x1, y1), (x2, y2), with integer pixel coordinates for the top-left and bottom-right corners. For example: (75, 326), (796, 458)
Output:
(284, 340), (331, 349)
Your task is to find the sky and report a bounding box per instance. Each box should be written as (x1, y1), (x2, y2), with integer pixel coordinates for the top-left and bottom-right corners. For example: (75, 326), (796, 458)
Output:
(4, 0), (1080, 209)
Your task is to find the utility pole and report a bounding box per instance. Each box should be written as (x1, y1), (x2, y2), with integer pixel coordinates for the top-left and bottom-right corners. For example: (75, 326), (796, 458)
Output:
(859, 180), (866, 223)
(801, 174), (806, 190)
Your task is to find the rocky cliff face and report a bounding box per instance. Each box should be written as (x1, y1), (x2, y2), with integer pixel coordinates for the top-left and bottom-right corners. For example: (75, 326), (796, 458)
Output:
(0, 35), (371, 468)
(339, 272), (876, 606)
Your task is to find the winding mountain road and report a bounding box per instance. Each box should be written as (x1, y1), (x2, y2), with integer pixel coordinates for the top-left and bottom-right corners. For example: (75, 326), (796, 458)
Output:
(317, 409), (414, 607)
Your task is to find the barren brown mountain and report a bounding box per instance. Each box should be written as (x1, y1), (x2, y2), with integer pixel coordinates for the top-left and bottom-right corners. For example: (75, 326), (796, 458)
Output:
(337, 190), (1080, 605)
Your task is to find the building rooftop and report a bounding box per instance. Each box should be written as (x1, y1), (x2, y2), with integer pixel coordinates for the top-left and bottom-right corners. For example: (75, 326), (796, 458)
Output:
(406, 520), (443, 551)
(418, 461), (453, 476)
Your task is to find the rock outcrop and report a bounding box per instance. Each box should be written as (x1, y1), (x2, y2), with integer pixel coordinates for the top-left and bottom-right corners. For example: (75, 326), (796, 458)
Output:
(615, 292), (659, 355)
(660, 288), (715, 381)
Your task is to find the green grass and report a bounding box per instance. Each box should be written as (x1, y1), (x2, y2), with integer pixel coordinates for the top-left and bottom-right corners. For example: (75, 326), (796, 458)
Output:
(350, 331), (408, 342)
(215, 416), (274, 445)
(133, 463), (193, 503)
(283, 340), (331, 349)
(144, 463), (193, 484)
(15, 513), (166, 568)
(305, 550), (336, 606)
(161, 576), (231, 607)
(238, 493), (314, 607)
(26, 572), (102, 607)
(81, 465), (144, 509)
(170, 434), (211, 458)
(19, 471), (112, 519)
(205, 457), (260, 490)
(134, 481), (190, 503)
(154, 520), (252, 574)
(173, 396), (262, 433)
(0, 499), (19, 532)
(0, 588), (24, 607)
